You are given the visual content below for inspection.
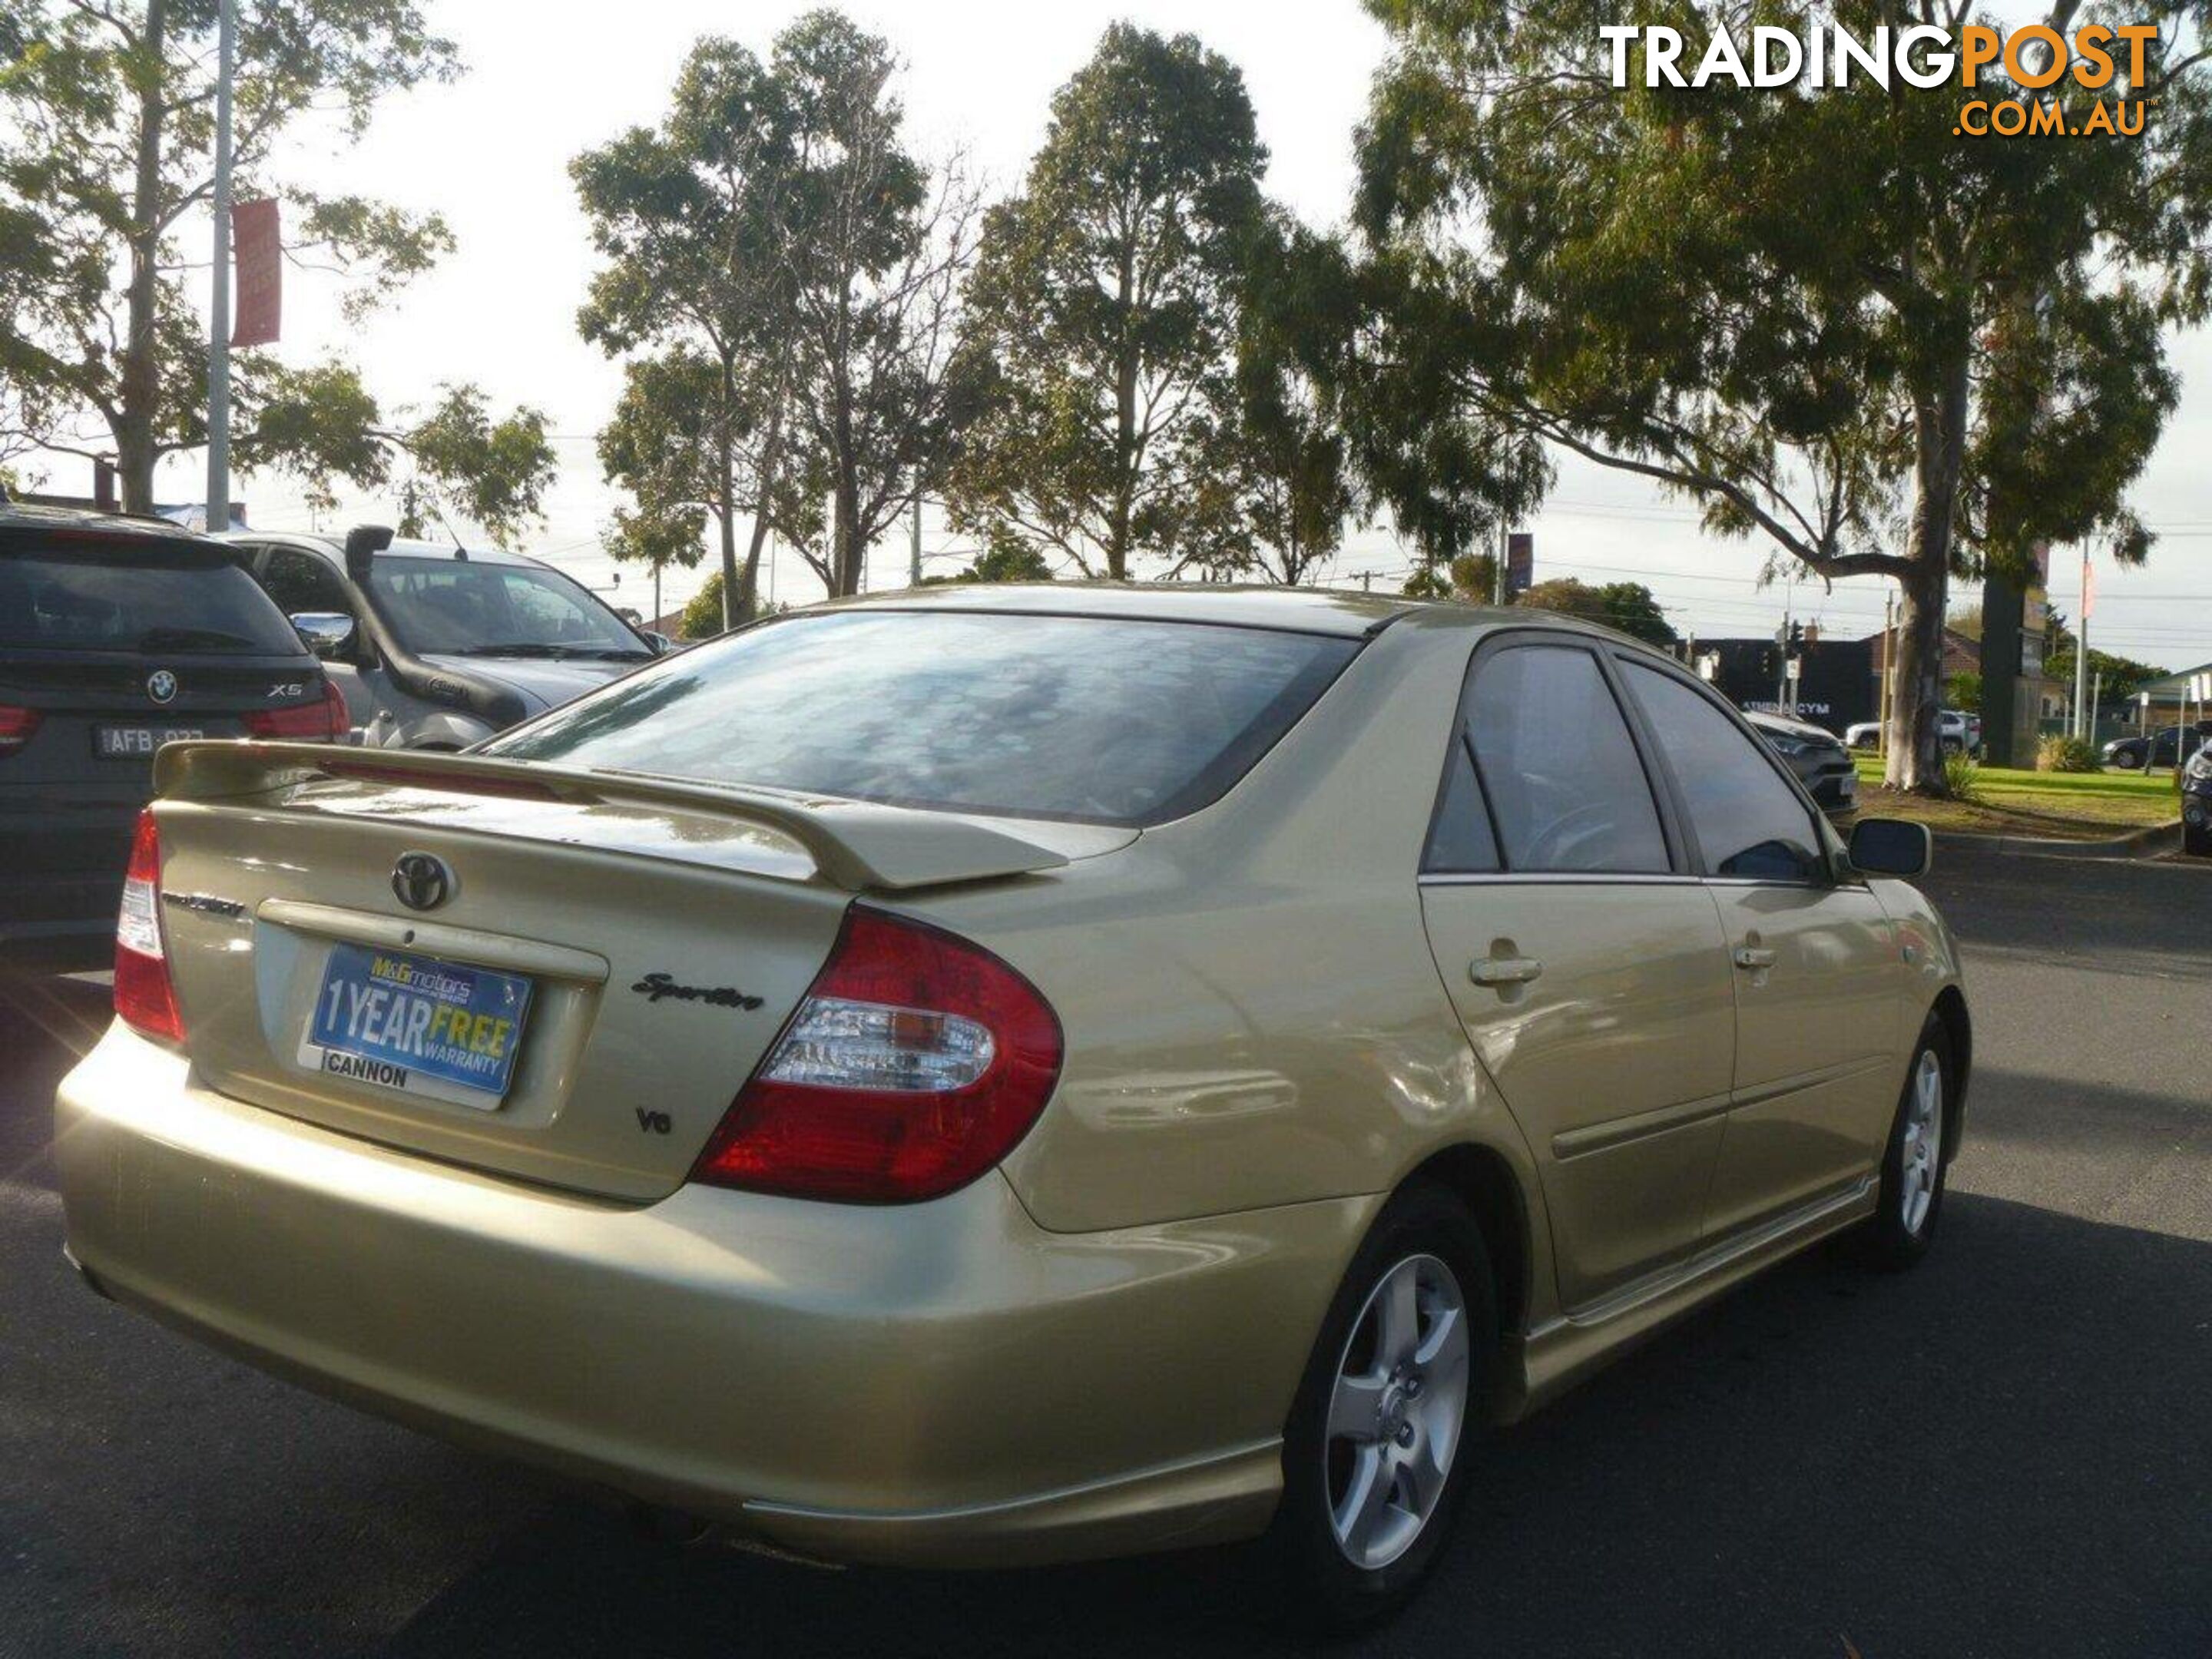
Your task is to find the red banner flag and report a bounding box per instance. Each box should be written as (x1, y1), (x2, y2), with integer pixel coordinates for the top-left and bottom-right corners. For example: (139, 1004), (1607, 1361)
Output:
(230, 198), (282, 348)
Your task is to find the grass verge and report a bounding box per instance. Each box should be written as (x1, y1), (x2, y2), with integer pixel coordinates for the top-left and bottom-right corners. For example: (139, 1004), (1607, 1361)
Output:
(1848, 753), (2179, 839)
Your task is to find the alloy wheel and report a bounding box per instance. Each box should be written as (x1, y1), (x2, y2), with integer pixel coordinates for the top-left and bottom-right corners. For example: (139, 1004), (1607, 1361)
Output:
(1323, 1253), (1471, 1570)
(1899, 1050), (1944, 1237)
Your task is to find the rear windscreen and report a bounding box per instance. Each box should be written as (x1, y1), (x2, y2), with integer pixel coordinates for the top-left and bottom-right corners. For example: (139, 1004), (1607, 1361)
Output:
(0, 545), (303, 654)
(488, 609), (1361, 826)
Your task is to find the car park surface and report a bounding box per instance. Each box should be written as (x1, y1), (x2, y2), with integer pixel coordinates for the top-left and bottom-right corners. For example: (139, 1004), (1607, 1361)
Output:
(3, 838), (2206, 1655)
(224, 528), (662, 749)
(49, 587), (1966, 1624)
(0, 505), (345, 969)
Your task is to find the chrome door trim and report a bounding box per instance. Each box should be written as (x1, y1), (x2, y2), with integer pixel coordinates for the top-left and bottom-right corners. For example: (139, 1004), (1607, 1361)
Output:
(1551, 1090), (1734, 1160)
(1417, 872), (1700, 889)
(1729, 1054), (1892, 1111)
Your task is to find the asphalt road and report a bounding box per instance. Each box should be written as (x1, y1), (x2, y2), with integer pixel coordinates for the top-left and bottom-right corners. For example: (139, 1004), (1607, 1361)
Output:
(2, 845), (2207, 1658)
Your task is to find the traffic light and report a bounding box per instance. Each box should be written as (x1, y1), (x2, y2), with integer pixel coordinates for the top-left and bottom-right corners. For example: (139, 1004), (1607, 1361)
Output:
(1786, 620), (1805, 651)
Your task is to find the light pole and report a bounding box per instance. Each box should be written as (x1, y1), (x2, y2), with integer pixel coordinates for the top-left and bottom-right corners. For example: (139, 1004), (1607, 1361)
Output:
(204, 0), (237, 531)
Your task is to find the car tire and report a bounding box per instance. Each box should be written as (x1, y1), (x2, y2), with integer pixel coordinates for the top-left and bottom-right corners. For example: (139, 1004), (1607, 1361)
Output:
(2113, 750), (2142, 770)
(2184, 821), (2211, 859)
(1857, 1018), (1953, 1271)
(1266, 1181), (1497, 1632)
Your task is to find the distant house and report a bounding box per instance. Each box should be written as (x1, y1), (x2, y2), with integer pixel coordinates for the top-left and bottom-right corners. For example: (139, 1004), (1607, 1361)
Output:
(1867, 624), (1983, 686)
(2130, 660), (2212, 725)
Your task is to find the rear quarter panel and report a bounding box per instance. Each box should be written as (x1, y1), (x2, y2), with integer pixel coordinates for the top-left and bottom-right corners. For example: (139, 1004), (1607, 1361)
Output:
(907, 619), (1549, 1263)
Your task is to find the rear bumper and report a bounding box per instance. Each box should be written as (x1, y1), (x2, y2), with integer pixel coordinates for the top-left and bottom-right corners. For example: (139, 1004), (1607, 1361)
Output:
(55, 1023), (1369, 1567)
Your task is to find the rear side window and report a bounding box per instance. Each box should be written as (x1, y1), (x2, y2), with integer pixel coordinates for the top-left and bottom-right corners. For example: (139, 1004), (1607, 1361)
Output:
(0, 545), (303, 655)
(1423, 737), (1501, 873)
(1621, 661), (1823, 882)
(1464, 644), (1670, 874)
(489, 610), (1359, 827)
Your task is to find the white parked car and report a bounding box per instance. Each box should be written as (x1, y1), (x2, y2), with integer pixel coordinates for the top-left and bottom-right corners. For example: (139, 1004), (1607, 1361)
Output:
(1844, 711), (1979, 756)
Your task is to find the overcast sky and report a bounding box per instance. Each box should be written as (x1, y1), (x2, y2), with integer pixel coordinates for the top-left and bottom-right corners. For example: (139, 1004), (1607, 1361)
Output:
(94, 0), (2212, 667)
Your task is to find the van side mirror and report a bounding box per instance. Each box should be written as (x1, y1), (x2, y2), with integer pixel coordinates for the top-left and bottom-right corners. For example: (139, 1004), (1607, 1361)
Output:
(641, 631), (674, 657)
(290, 612), (356, 660)
(1849, 817), (1932, 879)
(343, 524), (393, 581)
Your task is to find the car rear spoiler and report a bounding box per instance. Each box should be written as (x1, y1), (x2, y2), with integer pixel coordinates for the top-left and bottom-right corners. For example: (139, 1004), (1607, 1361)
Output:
(152, 740), (1074, 893)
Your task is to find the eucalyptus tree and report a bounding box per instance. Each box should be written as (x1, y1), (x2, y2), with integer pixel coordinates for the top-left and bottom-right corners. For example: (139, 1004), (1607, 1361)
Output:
(947, 25), (1270, 580)
(574, 35), (803, 627)
(1356, 0), (2211, 790)
(772, 11), (981, 598)
(577, 13), (972, 611)
(233, 366), (553, 542)
(0, 0), (551, 518)
(1222, 219), (1366, 586)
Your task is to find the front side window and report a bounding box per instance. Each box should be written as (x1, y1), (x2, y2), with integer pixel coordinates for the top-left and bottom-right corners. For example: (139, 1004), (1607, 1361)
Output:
(489, 609), (1360, 828)
(1621, 661), (1823, 882)
(1464, 645), (1670, 874)
(364, 558), (647, 659)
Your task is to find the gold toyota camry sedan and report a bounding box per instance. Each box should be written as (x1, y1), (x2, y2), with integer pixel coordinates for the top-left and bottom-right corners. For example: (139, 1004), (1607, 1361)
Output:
(55, 584), (1967, 1624)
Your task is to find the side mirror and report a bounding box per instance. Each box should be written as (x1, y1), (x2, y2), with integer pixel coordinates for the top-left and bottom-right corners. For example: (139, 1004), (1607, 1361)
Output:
(641, 631), (674, 657)
(343, 523), (394, 581)
(290, 611), (357, 660)
(1849, 816), (1932, 879)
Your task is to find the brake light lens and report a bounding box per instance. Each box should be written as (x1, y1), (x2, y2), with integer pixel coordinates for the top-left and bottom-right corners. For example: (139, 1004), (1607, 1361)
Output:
(244, 678), (348, 741)
(114, 809), (184, 1042)
(0, 704), (40, 755)
(691, 908), (1062, 1203)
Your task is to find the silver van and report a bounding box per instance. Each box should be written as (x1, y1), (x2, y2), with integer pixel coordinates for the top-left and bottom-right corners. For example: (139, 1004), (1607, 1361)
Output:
(226, 527), (667, 750)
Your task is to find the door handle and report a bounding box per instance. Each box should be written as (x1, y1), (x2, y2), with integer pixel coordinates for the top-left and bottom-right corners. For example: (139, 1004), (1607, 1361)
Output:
(1471, 955), (1544, 987)
(1733, 945), (1778, 971)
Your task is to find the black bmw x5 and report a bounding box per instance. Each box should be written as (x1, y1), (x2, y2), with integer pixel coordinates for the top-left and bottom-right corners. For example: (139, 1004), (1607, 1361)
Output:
(0, 504), (346, 967)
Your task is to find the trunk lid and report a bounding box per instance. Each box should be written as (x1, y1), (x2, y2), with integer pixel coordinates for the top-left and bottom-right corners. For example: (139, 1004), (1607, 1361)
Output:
(147, 743), (1124, 1200)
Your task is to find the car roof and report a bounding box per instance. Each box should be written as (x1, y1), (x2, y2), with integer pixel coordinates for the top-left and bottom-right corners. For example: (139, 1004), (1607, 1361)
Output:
(0, 501), (223, 555)
(805, 581), (1643, 643)
(227, 531), (548, 571)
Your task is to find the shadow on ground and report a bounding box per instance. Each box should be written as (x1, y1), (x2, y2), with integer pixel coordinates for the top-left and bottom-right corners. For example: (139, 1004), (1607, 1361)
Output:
(362, 1191), (2210, 1659)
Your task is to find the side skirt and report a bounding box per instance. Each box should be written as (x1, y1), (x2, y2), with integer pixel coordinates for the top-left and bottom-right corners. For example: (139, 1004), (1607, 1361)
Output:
(1497, 1176), (1878, 1421)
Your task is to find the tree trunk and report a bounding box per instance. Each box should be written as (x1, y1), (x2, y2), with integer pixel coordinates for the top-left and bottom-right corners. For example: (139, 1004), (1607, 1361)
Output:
(832, 469), (862, 596)
(1884, 352), (1972, 793)
(115, 0), (171, 513)
(715, 356), (740, 631)
(1108, 248), (1137, 581)
(737, 393), (784, 623)
(1887, 555), (1950, 793)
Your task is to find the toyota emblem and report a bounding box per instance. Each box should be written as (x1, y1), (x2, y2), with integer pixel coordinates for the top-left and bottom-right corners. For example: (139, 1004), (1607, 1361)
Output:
(146, 669), (179, 704)
(391, 852), (455, 912)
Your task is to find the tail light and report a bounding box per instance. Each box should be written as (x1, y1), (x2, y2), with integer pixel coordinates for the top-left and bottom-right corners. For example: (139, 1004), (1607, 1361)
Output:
(114, 809), (184, 1042)
(691, 908), (1062, 1203)
(245, 678), (348, 742)
(0, 704), (40, 756)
